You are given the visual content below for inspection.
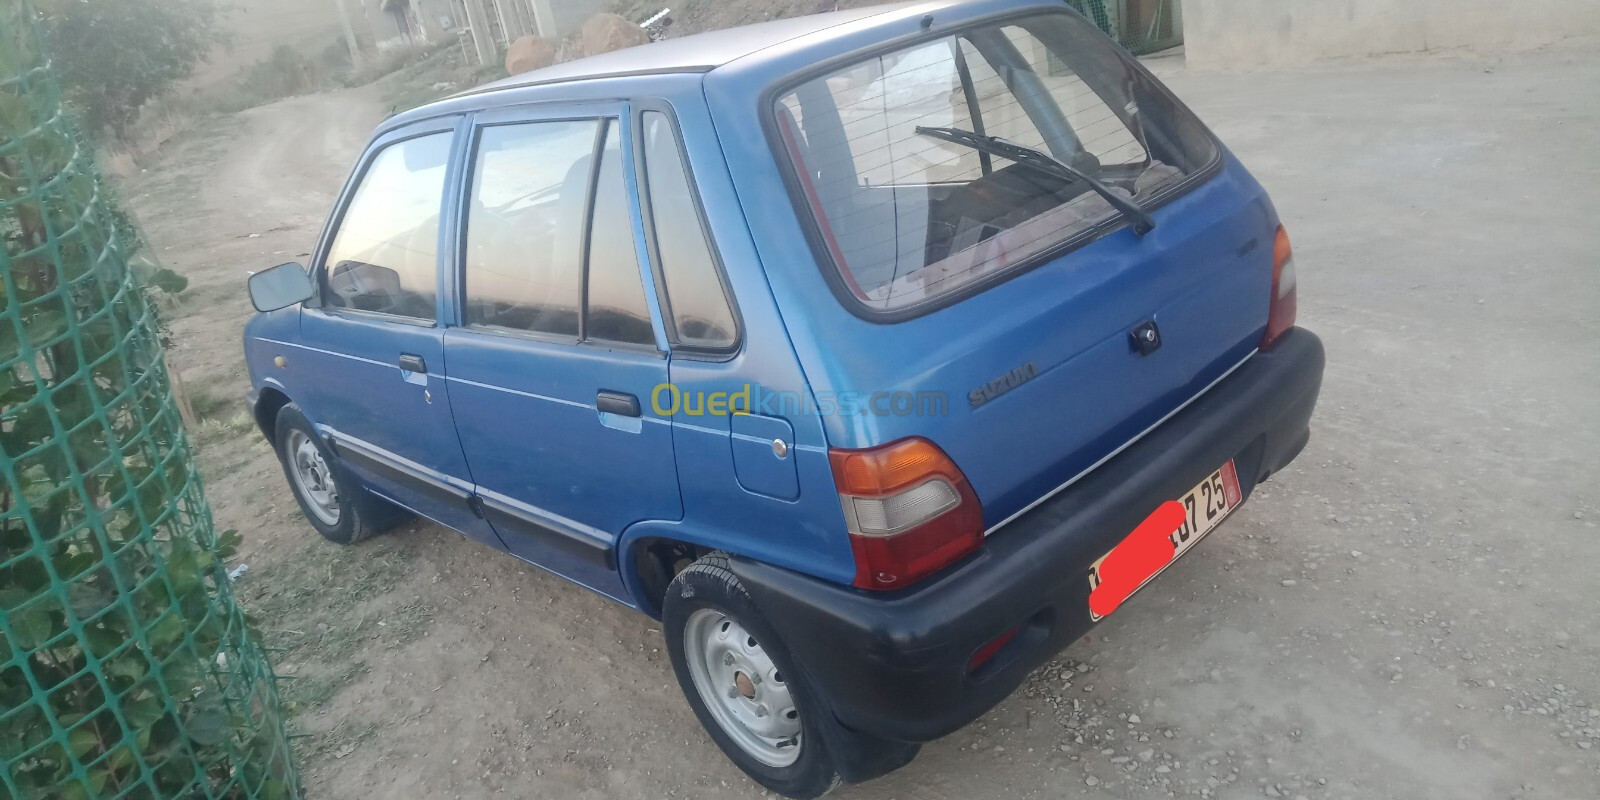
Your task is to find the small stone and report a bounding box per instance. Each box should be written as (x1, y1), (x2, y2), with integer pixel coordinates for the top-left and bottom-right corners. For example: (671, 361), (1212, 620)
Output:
(1155, 764), (1171, 774)
(1281, 579), (1298, 587)
(1138, 749), (1155, 761)
(1085, 775), (1100, 787)
(1127, 714), (1141, 724)
(1349, 550), (1363, 558)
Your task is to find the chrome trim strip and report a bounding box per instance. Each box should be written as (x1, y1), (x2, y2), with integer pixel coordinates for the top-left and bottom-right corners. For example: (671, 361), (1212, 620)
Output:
(983, 348), (1259, 537)
(319, 426), (477, 496)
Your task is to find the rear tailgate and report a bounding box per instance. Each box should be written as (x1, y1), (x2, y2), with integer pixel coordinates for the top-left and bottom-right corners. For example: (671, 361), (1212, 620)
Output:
(809, 164), (1276, 529)
(752, 6), (1278, 529)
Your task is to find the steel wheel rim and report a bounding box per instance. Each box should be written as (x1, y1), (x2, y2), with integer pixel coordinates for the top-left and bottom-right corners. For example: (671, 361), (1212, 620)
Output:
(286, 430), (340, 526)
(683, 608), (802, 767)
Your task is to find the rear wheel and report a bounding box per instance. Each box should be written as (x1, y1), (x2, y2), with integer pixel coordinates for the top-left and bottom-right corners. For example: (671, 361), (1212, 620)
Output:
(273, 403), (407, 544)
(663, 554), (840, 798)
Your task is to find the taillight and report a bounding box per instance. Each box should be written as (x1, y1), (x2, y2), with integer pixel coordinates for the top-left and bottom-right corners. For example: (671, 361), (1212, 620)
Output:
(829, 437), (984, 590)
(1260, 225), (1297, 349)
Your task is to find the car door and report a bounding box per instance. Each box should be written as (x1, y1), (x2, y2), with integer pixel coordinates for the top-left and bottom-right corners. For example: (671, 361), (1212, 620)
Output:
(293, 118), (501, 546)
(442, 103), (679, 600)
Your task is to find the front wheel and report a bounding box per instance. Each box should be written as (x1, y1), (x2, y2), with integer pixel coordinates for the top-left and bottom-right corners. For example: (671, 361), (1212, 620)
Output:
(663, 554), (841, 798)
(273, 403), (406, 544)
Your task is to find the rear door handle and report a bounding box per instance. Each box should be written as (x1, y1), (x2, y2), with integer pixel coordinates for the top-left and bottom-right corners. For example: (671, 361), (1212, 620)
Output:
(398, 354), (426, 373)
(596, 390), (640, 417)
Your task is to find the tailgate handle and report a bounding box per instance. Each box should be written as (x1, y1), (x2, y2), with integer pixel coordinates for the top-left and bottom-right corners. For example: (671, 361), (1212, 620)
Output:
(398, 354), (427, 373)
(596, 391), (640, 417)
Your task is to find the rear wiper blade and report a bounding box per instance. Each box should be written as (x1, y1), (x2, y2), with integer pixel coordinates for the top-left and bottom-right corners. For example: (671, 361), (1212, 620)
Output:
(915, 125), (1156, 236)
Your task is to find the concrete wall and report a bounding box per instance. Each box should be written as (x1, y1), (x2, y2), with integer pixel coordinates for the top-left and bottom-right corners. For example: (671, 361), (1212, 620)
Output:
(1183, 0), (1600, 69)
(363, 0), (460, 47)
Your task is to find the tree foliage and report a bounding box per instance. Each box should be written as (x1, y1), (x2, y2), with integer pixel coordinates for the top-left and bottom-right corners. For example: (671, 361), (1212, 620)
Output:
(36, 0), (225, 141)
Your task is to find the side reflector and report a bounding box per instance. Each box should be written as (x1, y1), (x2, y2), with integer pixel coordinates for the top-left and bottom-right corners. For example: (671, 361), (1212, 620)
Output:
(969, 626), (1020, 672)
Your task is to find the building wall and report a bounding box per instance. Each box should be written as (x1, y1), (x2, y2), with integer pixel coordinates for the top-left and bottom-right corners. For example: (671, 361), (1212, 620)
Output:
(364, 0), (461, 47)
(1183, 0), (1600, 69)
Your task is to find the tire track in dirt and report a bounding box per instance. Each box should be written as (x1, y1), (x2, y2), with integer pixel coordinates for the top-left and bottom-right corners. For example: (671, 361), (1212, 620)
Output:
(215, 85), (385, 235)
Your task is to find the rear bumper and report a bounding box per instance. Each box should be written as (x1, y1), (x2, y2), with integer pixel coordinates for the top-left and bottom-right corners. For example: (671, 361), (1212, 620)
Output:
(731, 328), (1324, 745)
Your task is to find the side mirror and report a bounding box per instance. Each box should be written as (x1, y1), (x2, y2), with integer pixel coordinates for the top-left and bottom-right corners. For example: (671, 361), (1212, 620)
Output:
(248, 262), (314, 312)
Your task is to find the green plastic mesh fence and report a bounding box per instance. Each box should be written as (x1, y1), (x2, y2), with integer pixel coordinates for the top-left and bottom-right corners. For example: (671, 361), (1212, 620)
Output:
(0, 3), (300, 799)
(1067, 0), (1184, 56)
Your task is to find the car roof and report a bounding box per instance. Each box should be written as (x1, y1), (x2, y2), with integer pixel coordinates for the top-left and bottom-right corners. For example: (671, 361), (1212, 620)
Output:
(457, 2), (925, 98)
(382, 0), (1063, 131)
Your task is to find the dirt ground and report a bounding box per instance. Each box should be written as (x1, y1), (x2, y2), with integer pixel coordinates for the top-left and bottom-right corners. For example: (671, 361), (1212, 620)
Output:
(121, 48), (1599, 800)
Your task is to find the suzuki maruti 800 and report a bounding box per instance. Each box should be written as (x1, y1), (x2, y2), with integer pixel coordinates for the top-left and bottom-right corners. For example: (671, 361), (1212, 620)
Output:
(243, 1), (1325, 795)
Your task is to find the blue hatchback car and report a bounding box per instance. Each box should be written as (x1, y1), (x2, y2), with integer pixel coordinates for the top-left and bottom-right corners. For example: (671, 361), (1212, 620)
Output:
(243, 1), (1324, 794)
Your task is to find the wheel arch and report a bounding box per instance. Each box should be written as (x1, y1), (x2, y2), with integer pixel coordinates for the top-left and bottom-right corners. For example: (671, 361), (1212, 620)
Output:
(619, 525), (718, 619)
(252, 384), (293, 445)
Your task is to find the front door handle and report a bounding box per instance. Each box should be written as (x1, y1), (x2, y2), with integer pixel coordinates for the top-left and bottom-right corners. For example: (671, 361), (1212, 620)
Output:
(596, 390), (640, 417)
(398, 354), (426, 373)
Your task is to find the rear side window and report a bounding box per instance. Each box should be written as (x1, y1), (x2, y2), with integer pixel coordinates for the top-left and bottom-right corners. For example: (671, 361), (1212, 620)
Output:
(639, 111), (737, 350)
(776, 12), (1217, 314)
(322, 132), (452, 320)
(462, 118), (654, 346)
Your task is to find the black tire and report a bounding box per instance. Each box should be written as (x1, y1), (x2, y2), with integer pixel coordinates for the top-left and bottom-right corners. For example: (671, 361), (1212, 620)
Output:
(272, 403), (407, 544)
(663, 553), (843, 798)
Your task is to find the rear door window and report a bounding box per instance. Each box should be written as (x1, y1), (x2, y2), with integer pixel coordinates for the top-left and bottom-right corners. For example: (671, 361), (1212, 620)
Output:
(584, 120), (655, 346)
(775, 12), (1217, 314)
(464, 119), (596, 337)
(462, 117), (655, 346)
(322, 132), (453, 320)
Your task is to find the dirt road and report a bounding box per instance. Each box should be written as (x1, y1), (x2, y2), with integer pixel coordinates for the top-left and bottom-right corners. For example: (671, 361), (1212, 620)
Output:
(127, 51), (1599, 800)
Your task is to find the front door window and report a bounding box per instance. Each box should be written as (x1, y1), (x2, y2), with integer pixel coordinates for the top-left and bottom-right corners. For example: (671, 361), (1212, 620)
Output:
(321, 131), (452, 320)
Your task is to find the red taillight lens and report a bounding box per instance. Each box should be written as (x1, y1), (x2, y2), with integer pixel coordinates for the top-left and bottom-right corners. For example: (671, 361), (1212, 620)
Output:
(830, 438), (984, 590)
(1260, 225), (1298, 349)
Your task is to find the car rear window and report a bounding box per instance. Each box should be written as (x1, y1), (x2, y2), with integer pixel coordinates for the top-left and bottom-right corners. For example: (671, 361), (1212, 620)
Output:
(774, 12), (1217, 313)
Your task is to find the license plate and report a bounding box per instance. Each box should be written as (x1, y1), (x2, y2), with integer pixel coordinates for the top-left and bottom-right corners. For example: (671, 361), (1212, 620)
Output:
(1088, 460), (1242, 620)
